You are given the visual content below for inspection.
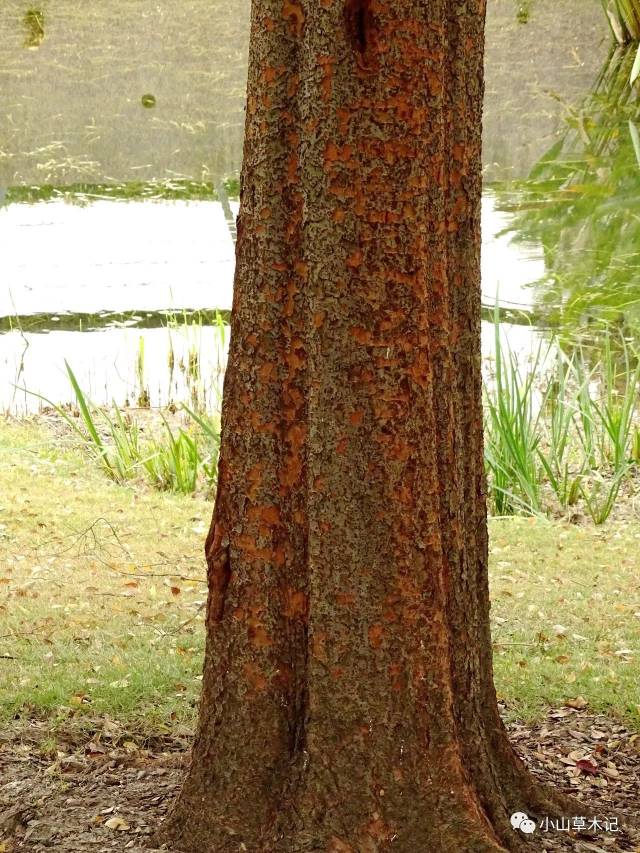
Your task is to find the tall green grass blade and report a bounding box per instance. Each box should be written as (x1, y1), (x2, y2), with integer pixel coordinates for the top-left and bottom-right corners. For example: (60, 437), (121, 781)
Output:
(630, 45), (640, 85)
(63, 361), (108, 461)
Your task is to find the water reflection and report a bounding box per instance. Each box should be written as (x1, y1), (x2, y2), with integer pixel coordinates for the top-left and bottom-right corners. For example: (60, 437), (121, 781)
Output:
(0, 0), (625, 414)
(1, 197), (237, 318)
(0, 0), (610, 186)
(0, 0), (249, 186)
(0, 193), (546, 413)
(4, 322), (228, 415)
(483, 0), (610, 182)
(23, 9), (45, 49)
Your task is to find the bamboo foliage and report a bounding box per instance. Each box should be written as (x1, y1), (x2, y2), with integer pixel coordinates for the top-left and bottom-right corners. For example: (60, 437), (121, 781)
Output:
(494, 47), (640, 347)
(602, 0), (640, 42)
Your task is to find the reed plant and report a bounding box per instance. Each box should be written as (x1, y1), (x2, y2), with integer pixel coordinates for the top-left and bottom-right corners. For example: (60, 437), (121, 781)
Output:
(142, 417), (200, 495)
(483, 321), (640, 523)
(536, 354), (584, 511)
(182, 405), (222, 494)
(29, 362), (143, 482)
(594, 335), (640, 470)
(483, 317), (544, 515)
(603, 0), (640, 42)
(136, 337), (150, 408)
(633, 426), (640, 462)
(162, 309), (228, 412)
(29, 363), (222, 496)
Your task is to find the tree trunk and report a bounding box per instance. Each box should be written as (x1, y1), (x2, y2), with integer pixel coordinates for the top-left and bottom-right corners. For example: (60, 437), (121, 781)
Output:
(158, 1), (574, 850)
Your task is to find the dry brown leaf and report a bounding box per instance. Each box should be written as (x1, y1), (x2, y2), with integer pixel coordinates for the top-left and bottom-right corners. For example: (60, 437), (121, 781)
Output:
(565, 696), (588, 710)
(568, 749), (586, 762)
(105, 816), (130, 831)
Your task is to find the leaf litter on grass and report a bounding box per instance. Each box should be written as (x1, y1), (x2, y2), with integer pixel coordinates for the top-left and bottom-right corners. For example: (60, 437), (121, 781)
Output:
(0, 710), (638, 852)
(1, 420), (640, 850)
(0, 418), (209, 734)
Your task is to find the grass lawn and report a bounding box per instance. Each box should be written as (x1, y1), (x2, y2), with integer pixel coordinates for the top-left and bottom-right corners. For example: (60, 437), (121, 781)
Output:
(1, 416), (639, 739)
(491, 516), (640, 726)
(0, 417), (208, 737)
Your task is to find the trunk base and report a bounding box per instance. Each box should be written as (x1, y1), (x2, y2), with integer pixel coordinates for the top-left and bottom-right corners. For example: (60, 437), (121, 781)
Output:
(154, 750), (584, 853)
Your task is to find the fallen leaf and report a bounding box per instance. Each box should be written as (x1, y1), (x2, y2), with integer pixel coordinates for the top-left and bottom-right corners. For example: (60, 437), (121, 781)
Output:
(105, 816), (130, 831)
(575, 758), (599, 776)
(549, 708), (574, 719)
(568, 729), (585, 740)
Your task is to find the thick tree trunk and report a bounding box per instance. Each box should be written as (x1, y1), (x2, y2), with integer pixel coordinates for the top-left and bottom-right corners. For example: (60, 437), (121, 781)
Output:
(158, 1), (574, 850)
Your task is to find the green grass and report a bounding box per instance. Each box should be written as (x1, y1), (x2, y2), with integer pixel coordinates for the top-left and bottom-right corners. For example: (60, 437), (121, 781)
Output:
(491, 516), (640, 726)
(483, 326), (640, 523)
(4, 178), (240, 207)
(0, 418), (639, 737)
(26, 362), (221, 497)
(0, 418), (208, 736)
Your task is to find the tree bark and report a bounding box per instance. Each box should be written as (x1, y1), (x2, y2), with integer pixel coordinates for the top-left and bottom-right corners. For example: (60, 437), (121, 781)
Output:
(158, 1), (575, 850)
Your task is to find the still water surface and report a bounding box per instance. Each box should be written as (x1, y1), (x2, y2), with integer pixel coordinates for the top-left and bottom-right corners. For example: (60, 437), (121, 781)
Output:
(0, 0), (633, 413)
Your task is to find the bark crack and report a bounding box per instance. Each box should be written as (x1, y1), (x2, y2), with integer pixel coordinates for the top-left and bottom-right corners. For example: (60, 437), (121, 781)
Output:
(344, 0), (374, 62)
(205, 523), (231, 622)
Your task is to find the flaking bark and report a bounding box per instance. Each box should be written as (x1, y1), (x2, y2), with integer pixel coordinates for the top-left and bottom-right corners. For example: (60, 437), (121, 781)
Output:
(157, 1), (580, 850)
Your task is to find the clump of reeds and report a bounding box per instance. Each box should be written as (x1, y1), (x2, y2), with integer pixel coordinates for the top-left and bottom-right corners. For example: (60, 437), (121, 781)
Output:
(27, 305), (639, 524)
(484, 320), (640, 524)
(30, 363), (221, 497)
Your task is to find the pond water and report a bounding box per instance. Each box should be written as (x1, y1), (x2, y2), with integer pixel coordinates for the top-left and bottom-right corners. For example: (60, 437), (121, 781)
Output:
(0, 0), (633, 413)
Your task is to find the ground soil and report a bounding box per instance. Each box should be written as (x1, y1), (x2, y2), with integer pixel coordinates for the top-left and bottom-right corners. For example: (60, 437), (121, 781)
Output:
(0, 708), (638, 853)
